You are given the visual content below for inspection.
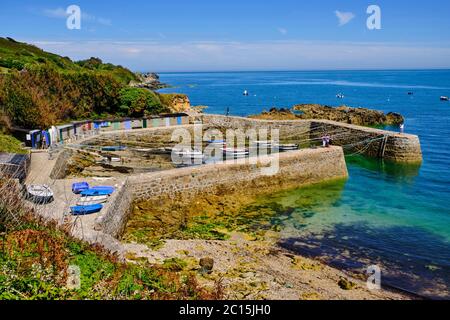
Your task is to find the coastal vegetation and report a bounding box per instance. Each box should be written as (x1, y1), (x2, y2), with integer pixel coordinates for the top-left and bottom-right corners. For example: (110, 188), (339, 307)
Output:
(0, 182), (222, 300)
(0, 37), (184, 131)
(0, 134), (26, 154)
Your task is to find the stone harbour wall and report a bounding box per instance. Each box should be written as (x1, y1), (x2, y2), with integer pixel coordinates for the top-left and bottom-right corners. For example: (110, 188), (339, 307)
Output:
(94, 179), (133, 238)
(200, 115), (422, 163)
(129, 146), (348, 203)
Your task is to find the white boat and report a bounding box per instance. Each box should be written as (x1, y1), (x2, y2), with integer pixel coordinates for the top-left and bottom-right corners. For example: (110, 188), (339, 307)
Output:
(111, 157), (121, 162)
(243, 90), (249, 96)
(252, 140), (273, 148)
(440, 96), (449, 101)
(172, 149), (205, 160)
(77, 195), (109, 206)
(26, 185), (54, 204)
(221, 147), (249, 157)
(336, 93), (345, 99)
(276, 144), (300, 151)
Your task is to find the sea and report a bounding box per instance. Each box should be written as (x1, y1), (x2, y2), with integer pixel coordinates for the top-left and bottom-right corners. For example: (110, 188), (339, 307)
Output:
(158, 70), (450, 299)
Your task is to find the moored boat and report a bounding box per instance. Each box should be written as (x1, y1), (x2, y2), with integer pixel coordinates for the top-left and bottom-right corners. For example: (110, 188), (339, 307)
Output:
(276, 144), (300, 151)
(70, 204), (103, 216)
(221, 147), (249, 158)
(26, 185), (54, 204)
(102, 146), (127, 152)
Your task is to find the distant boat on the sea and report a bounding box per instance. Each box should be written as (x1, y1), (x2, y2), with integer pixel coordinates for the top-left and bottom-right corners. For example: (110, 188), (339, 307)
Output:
(336, 93), (345, 99)
(440, 96), (449, 101)
(243, 90), (249, 96)
(408, 92), (414, 95)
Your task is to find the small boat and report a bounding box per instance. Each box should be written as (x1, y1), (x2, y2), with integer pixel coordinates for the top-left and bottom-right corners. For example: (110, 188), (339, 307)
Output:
(222, 147), (249, 158)
(77, 195), (109, 206)
(408, 92), (414, 95)
(102, 146), (127, 152)
(440, 96), (449, 101)
(252, 140), (273, 148)
(110, 157), (121, 162)
(91, 186), (115, 193)
(277, 144), (300, 152)
(72, 182), (89, 194)
(206, 140), (227, 147)
(26, 185), (54, 204)
(70, 204), (103, 216)
(336, 93), (345, 99)
(81, 187), (115, 197)
(243, 90), (249, 96)
(173, 149), (205, 160)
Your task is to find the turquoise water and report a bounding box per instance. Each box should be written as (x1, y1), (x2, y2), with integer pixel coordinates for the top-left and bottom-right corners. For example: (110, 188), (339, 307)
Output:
(159, 70), (450, 298)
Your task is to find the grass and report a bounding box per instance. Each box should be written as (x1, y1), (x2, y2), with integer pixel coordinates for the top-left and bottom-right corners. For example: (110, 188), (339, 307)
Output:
(0, 134), (27, 154)
(0, 216), (223, 300)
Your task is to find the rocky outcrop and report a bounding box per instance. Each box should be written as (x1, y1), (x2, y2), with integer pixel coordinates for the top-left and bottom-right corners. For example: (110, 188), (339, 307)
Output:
(250, 108), (299, 120)
(159, 93), (191, 113)
(131, 72), (170, 90)
(293, 104), (404, 126)
(251, 105), (404, 127)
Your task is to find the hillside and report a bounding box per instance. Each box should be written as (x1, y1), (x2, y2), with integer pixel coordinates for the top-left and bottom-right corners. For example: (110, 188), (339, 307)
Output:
(0, 37), (137, 84)
(0, 37), (186, 131)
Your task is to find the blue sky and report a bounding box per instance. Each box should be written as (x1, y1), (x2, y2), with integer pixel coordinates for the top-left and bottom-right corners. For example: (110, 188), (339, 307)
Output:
(1, 0), (450, 71)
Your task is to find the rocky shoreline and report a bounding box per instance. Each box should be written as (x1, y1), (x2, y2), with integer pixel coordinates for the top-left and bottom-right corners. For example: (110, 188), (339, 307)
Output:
(131, 72), (171, 90)
(250, 104), (404, 127)
(124, 186), (415, 300)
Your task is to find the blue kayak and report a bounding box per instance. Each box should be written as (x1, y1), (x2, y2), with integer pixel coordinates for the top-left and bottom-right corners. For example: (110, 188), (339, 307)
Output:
(70, 204), (103, 216)
(72, 182), (89, 194)
(91, 186), (115, 193)
(80, 188), (114, 197)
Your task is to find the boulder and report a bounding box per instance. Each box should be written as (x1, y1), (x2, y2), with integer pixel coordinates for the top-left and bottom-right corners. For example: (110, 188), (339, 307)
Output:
(199, 257), (214, 273)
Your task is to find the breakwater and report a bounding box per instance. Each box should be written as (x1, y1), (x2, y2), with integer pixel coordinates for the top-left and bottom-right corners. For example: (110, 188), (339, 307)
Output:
(200, 115), (423, 163)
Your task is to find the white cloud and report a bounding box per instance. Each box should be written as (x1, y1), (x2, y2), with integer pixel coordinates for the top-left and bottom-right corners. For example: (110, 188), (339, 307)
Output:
(28, 39), (450, 72)
(42, 7), (112, 26)
(277, 28), (288, 35)
(335, 10), (355, 26)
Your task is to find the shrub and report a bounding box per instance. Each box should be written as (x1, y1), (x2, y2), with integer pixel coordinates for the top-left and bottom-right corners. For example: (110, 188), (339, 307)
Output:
(119, 87), (168, 117)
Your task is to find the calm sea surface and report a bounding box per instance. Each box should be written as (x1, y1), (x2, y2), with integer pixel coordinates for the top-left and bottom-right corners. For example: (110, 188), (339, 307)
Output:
(159, 70), (450, 298)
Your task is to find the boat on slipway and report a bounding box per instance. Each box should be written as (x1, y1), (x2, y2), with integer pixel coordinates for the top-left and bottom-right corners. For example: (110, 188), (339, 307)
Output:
(77, 195), (109, 206)
(81, 186), (115, 197)
(26, 185), (54, 204)
(70, 204), (103, 216)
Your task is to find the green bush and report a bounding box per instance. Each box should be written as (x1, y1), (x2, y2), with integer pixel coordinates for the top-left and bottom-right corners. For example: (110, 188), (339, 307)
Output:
(119, 87), (168, 117)
(0, 58), (24, 70)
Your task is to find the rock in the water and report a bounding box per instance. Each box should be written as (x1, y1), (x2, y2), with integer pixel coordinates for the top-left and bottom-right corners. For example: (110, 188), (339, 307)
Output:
(199, 257), (214, 273)
(293, 104), (404, 126)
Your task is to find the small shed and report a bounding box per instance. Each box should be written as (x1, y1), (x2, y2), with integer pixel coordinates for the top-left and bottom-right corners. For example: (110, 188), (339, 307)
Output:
(73, 121), (93, 136)
(56, 124), (74, 143)
(132, 119), (143, 129)
(11, 128), (42, 149)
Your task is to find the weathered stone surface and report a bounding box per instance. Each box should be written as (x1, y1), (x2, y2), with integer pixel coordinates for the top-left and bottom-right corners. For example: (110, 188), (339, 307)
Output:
(294, 104), (405, 126)
(199, 257), (214, 273)
(201, 115), (422, 163)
